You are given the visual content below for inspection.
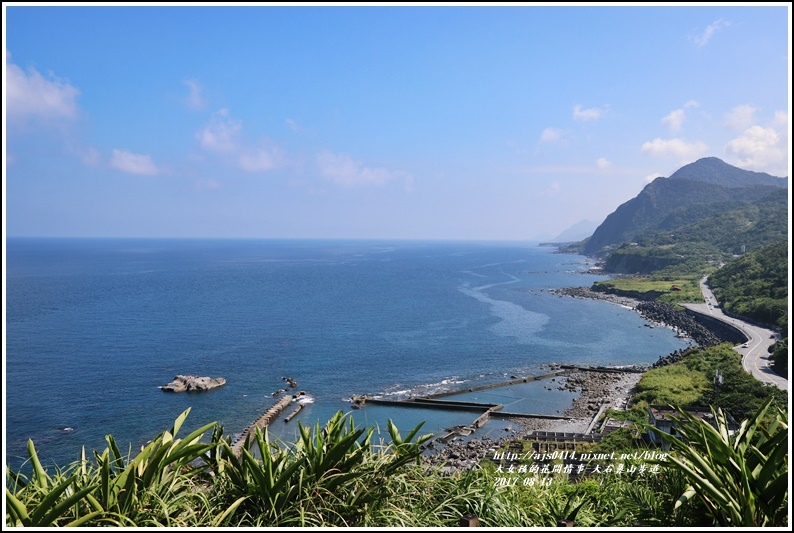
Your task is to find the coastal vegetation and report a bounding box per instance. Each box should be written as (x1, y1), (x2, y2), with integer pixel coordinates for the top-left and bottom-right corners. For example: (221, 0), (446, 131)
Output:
(592, 276), (701, 307)
(631, 344), (786, 421)
(707, 241), (788, 330)
(650, 399), (788, 527)
(590, 185), (786, 277)
(769, 337), (788, 377)
(7, 397), (787, 527)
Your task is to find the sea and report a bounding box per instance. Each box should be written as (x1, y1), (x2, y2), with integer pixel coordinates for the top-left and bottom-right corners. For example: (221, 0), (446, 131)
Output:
(4, 238), (691, 470)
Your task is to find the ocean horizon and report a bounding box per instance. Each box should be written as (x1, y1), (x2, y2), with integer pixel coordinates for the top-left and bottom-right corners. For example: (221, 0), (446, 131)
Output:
(5, 238), (690, 470)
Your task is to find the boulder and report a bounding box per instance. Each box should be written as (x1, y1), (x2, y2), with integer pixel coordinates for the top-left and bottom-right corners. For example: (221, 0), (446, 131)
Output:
(162, 375), (226, 393)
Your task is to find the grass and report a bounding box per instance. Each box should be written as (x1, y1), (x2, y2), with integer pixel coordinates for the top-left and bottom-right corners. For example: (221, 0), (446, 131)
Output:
(630, 361), (710, 413)
(593, 276), (702, 307)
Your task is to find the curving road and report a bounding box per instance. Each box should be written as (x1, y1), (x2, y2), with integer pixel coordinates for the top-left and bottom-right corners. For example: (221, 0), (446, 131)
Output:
(680, 277), (787, 391)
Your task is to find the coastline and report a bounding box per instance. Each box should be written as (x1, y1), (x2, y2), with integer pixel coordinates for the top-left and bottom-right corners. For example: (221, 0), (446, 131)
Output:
(423, 280), (692, 470)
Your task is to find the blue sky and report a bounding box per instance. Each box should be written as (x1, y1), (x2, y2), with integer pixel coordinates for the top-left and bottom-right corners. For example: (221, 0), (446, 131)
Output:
(4, 4), (791, 240)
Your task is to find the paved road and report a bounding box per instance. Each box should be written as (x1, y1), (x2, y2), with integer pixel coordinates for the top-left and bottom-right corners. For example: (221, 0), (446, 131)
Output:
(680, 276), (787, 391)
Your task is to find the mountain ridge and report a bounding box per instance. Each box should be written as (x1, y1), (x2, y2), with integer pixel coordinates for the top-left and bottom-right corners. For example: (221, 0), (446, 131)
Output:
(582, 157), (788, 257)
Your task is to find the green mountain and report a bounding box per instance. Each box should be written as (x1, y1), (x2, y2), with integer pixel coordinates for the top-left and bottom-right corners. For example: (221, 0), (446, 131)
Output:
(583, 157), (788, 258)
(600, 188), (787, 275)
(668, 156), (787, 188)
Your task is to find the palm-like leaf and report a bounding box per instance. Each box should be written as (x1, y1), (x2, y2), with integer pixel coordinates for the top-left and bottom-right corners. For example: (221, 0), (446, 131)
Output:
(649, 398), (787, 527)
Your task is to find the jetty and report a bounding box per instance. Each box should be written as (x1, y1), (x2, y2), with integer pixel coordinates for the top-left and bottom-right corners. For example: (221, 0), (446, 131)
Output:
(230, 394), (295, 457)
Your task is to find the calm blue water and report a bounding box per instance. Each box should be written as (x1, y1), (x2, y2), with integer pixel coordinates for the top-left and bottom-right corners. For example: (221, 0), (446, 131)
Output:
(5, 239), (689, 470)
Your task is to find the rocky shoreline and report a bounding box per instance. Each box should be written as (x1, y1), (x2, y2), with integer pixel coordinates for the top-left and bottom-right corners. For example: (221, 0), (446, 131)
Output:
(634, 301), (720, 347)
(548, 286), (640, 307)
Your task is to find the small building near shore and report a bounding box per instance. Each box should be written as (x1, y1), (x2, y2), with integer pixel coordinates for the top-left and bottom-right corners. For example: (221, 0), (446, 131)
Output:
(647, 405), (737, 450)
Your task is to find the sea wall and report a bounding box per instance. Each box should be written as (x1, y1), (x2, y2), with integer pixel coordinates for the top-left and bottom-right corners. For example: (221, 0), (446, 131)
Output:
(683, 309), (748, 344)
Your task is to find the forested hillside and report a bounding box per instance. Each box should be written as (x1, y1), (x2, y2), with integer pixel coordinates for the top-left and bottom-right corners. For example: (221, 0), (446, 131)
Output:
(601, 189), (788, 275)
(708, 241), (788, 330)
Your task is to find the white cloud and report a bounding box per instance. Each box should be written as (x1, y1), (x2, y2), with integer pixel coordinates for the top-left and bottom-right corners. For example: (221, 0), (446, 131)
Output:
(641, 138), (709, 162)
(644, 172), (662, 184)
(596, 157), (612, 170)
(317, 150), (411, 188)
(285, 118), (301, 132)
(238, 145), (282, 172)
(724, 126), (787, 175)
(110, 149), (159, 175)
(662, 109), (686, 132)
(196, 108), (241, 154)
(540, 127), (563, 142)
(724, 104), (758, 132)
(196, 109), (286, 173)
(694, 19), (730, 47)
(6, 58), (79, 121)
(572, 104), (606, 122)
(772, 110), (788, 128)
(684, 100), (700, 108)
(184, 79), (207, 110)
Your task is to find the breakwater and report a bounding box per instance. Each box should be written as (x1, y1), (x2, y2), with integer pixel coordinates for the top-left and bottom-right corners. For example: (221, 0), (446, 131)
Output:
(230, 394), (295, 457)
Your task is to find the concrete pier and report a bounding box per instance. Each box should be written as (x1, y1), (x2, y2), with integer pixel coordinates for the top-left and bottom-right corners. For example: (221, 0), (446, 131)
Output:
(231, 394), (295, 457)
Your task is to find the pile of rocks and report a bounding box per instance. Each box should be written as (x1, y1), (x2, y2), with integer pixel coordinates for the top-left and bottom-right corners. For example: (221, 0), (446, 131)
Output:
(634, 302), (720, 347)
(557, 370), (642, 417)
(422, 435), (505, 471)
(652, 347), (698, 369)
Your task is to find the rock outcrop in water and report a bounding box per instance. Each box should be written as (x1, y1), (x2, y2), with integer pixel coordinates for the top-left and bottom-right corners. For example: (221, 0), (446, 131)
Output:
(162, 375), (226, 392)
